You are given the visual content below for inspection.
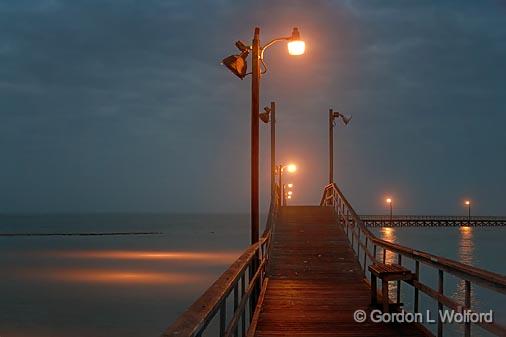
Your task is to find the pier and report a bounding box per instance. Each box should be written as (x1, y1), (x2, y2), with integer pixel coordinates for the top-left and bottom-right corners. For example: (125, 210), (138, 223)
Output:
(162, 183), (506, 337)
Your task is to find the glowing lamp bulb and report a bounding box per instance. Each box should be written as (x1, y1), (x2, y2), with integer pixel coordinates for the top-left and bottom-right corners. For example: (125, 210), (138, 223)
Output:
(386, 198), (392, 204)
(287, 195), (292, 199)
(287, 183), (293, 188)
(288, 40), (305, 55)
(465, 200), (470, 205)
(287, 191), (293, 195)
(286, 164), (297, 173)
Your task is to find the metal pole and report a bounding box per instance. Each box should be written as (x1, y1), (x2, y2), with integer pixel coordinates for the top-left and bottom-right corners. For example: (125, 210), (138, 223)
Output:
(278, 165), (282, 207)
(270, 102), (276, 201)
(468, 204), (471, 225)
(390, 202), (393, 226)
(250, 27), (260, 310)
(329, 108), (334, 184)
(251, 27), (260, 245)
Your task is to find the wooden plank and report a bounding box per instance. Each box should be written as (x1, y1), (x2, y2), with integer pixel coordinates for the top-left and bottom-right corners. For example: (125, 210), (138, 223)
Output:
(254, 206), (427, 337)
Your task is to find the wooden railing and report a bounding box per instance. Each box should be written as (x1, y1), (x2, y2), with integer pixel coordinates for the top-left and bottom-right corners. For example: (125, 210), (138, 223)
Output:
(162, 186), (280, 337)
(321, 183), (506, 337)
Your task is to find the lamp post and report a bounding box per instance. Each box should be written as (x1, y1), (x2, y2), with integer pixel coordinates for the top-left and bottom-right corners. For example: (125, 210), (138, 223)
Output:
(222, 27), (305, 246)
(260, 102), (276, 202)
(465, 200), (471, 225)
(386, 198), (393, 226)
(278, 164), (297, 206)
(328, 108), (352, 184)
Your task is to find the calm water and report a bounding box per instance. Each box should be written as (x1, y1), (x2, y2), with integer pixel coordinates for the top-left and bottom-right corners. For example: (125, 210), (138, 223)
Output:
(0, 215), (504, 337)
(374, 226), (505, 337)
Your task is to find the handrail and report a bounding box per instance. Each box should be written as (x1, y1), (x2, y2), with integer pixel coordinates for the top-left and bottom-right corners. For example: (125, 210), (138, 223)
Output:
(162, 184), (281, 337)
(321, 183), (506, 337)
(361, 215), (506, 221)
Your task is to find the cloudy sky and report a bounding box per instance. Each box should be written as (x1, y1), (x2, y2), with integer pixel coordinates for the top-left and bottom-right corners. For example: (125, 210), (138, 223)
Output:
(1, 0), (505, 215)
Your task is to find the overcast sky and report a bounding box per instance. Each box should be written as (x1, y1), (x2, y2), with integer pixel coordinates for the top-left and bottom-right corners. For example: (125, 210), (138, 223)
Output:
(1, 0), (505, 215)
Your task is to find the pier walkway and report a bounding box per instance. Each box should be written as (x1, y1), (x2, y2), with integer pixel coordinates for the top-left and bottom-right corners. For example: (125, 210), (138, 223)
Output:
(163, 183), (506, 337)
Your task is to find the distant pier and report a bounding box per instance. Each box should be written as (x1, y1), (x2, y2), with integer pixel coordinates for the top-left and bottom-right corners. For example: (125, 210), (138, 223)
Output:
(360, 215), (506, 227)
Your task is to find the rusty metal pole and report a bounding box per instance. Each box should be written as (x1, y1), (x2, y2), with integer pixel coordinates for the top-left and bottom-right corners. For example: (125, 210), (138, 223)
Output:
(278, 165), (282, 207)
(251, 27), (260, 246)
(329, 108), (334, 184)
(390, 202), (393, 226)
(468, 203), (471, 225)
(270, 102), (276, 202)
(250, 26), (261, 310)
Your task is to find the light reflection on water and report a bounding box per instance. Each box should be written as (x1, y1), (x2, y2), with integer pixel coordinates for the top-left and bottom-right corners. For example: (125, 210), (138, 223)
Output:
(15, 267), (209, 285)
(379, 227), (398, 297)
(0, 214), (252, 337)
(453, 226), (477, 307)
(37, 250), (240, 264)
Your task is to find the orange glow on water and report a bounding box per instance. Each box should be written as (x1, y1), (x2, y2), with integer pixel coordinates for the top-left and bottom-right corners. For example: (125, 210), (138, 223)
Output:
(17, 268), (207, 285)
(41, 250), (240, 263)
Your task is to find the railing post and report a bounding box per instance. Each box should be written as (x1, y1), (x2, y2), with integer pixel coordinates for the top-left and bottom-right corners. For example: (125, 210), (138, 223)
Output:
(465, 280), (471, 337)
(414, 260), (420, 313)
(357, 229), (361, 259)
(382, 248), (386, 264)
(373, 244), (377, 262)
(234, 284), (239, 337)
(363, 236), (368, 275)
(396, 254), (402, 305)
(438, 269), (444, 337)
(241, 275), (246, 336)
(350, 217), (355, 249)
(220, 301), (226, 337)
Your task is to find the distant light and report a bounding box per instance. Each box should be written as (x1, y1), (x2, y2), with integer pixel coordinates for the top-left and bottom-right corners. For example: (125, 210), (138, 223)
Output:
(386, 198), (392, 204)
(287, 191), (293, 195)
(287, 195), (292, 199)
(465, 200), (471, 206)
(287, 164), (297, 173)
(287, 183), (293, 188)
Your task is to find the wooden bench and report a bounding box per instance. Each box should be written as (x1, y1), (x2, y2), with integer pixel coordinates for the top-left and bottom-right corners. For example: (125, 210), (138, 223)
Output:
(369, 263), (414, 313)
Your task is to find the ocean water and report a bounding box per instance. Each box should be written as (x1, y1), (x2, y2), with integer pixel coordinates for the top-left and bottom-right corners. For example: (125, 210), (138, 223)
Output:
(0, 214), (253, 337)
(0, 215), (504, 337)
(374, 226), (505, 337)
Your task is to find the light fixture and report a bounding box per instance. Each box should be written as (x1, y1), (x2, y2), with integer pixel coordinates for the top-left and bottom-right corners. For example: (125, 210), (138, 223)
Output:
(386, 198), (392, 204)
(259, 106), (271, 123)
(221, 50), (249, 79)
(287, 191), (293, 195)
(287, 183), (293, 188)
(287, 28), (305, 56)
(465, 200), (470, 206)
(221, 41), (250, 79)
(332, 111), (352, 126)
(286, 164), (297, 173)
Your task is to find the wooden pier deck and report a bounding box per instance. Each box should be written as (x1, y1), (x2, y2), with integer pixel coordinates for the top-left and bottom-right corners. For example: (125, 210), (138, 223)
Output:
(253, 206), (427, 337)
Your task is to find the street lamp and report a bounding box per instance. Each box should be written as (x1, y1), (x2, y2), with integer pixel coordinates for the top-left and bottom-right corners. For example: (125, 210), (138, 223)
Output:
(328, 108), (352, 184)
(386, 198), (393, 226)
(278, 163), (297, 206)
(222, 27), (305, 246)
(464, 200), (471, 225)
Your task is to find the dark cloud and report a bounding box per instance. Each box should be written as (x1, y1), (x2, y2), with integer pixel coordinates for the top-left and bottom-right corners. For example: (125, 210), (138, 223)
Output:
(0, 0), (505, 214)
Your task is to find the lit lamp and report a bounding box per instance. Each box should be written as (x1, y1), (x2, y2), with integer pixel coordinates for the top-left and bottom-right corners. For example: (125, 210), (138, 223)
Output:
(278, 163), (297, 206)
(287, 28), (305, 55)
(464, 200), (471, 225)
(221, 27), (305, 250)
(386, 197), (393, 226)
